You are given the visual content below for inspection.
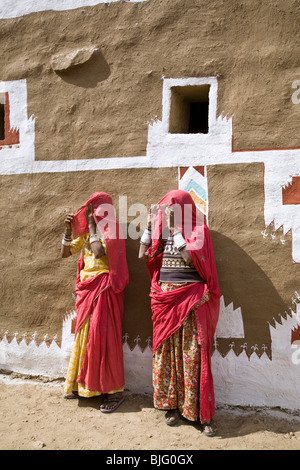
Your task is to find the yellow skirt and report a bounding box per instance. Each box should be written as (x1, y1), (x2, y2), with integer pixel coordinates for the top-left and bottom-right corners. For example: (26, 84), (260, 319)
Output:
(64, 317), (123, 397)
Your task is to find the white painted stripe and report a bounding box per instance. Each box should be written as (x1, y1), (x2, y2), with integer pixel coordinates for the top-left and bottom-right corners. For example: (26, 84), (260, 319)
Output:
(0, 0), (148, 20)
(1, 148), (300, 175)
(1, 76), (300, 262)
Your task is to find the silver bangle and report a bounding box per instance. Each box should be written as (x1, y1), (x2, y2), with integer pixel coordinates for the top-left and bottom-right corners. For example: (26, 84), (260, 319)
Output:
(172, 231), (186, 251)
(89, 234), (99, 244)
(62, 238), (71, 246)
(140, 227), (151, 245)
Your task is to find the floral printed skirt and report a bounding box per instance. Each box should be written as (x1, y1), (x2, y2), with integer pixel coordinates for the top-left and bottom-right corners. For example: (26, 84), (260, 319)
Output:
(152, 282), (202, 422)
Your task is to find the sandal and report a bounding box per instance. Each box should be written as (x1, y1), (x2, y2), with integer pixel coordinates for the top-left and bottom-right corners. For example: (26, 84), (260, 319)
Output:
(165, 409), (181, 426)
(63, 392), (77, 399)
(202, 420), (217, 437)
(100, 393), (125, 413)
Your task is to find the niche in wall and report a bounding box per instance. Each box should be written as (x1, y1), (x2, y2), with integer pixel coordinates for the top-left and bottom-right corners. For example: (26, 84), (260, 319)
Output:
(169, 84), (210, 134)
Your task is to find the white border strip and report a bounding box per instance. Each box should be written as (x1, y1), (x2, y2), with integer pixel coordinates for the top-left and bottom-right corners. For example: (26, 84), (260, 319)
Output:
(1, 77), (300, 263)
(0, 0), (148, 20)
(2, 147), (300, 175)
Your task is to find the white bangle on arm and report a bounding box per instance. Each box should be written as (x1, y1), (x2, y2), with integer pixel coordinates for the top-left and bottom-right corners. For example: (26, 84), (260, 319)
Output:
(89, 233), (99, 244)
(62, 233), (72, 246)
(140, 227), (151, 245)
(172, 231), (186, 251)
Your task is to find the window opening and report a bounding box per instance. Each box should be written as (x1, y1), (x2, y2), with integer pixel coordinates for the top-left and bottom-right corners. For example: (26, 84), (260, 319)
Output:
(189, 102), (209, 134)
(169, 85), (210, 134)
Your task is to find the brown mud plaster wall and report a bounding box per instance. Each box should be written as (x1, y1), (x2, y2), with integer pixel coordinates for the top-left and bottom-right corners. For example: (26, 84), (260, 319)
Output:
(0, 167), (177, 347)
(1, 0), (300, 162)
(207, 162), (300, 357)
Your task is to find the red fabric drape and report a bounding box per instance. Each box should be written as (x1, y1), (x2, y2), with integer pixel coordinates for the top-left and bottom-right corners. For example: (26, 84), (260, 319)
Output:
(72, 191), (129, 295)
(146, 190), (221, 423)
(75, 267), (126, 393)
(71, 192), (113, 240)
(71, 193), (129, 393)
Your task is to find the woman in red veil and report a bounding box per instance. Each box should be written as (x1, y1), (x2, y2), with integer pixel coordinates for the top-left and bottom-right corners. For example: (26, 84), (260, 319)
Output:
(139, 190), (220, 436)
(61, 192), (129, 412)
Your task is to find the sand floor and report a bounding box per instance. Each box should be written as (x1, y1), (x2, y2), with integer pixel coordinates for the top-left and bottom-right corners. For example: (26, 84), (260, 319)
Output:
(1, 374), (300, 451)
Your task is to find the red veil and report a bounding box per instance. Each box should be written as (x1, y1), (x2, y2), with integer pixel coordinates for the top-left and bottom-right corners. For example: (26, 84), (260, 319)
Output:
(71, 191), (128, 297)
(146, 190), (220, 423)
(70, 192), (129, 393)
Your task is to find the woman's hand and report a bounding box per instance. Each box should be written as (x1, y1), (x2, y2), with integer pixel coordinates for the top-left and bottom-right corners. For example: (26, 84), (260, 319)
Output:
(149, 204), (172, 229)
(64, 213), (74, 235)
(86, 204), (96, 230)
(165, 205), (175, 232)
(147, 206), (152, 229)
(85, 204), (104, 259)
(62, 213), (73, 258)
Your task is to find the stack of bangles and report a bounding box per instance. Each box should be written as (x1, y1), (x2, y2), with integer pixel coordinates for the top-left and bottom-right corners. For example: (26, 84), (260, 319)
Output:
(140, 227), (151, 246)
(89, 234), (99, 244)
(172, 230), (187, 251)
(140, 227), (187, 251)
(62, 233), (72, 246)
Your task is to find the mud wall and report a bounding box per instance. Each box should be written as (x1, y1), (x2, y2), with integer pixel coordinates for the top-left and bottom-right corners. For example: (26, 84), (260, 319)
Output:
(0, 0), (300, 409)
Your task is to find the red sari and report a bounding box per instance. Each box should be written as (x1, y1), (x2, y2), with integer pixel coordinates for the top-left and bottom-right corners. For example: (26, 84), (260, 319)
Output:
(146, 190), (220, 423)
(70, 192), (129, 393)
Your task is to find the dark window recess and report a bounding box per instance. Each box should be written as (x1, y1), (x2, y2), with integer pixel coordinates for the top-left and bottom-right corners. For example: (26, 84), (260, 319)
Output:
(169, 85), (210, 134)
(189, 102), (209, 134)
(0, 103), (4, 140)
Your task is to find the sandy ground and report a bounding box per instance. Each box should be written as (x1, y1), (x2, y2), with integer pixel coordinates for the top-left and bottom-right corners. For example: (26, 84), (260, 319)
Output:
(1, 374), (300, 452)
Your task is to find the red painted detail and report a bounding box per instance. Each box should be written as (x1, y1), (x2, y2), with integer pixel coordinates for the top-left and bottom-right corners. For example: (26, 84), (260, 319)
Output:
(180, 166), (205, 179)
(179, 167), (189, 178)
(291, 325), (300, 343)
(282, 177), (300, 205)
(0, 92), (20, 147)
(193, 166), (205, 176)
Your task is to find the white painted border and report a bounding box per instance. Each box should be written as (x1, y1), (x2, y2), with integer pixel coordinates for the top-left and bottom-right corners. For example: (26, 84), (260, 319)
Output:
(1, 77), (300, 261)
(1, 305), (299, 409)
(0, 76), (298, 174)
(0, 80), (35, 165)
(0, 0), (148, 19)
(1, 77), (298, 176)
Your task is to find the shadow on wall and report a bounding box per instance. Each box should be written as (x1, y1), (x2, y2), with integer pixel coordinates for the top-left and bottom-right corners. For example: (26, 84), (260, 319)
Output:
(56, 50), (111, 88)
(120, 227), (291, 357)
(121, 230), (291, 356)
(211, 231), (290, 358)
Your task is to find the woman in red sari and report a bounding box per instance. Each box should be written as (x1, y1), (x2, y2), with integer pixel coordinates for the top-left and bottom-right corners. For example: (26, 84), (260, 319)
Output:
(61, 192), (129, 412)
(139, 190), (220, 436)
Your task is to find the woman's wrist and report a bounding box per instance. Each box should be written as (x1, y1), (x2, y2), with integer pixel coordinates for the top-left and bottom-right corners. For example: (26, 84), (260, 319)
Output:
(172, 230), (186, 251)
(140, 227), (151, 245)
(89, 233), (99, 244)
(88, 221), (96, 233)
(62, 231), (72, 246)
